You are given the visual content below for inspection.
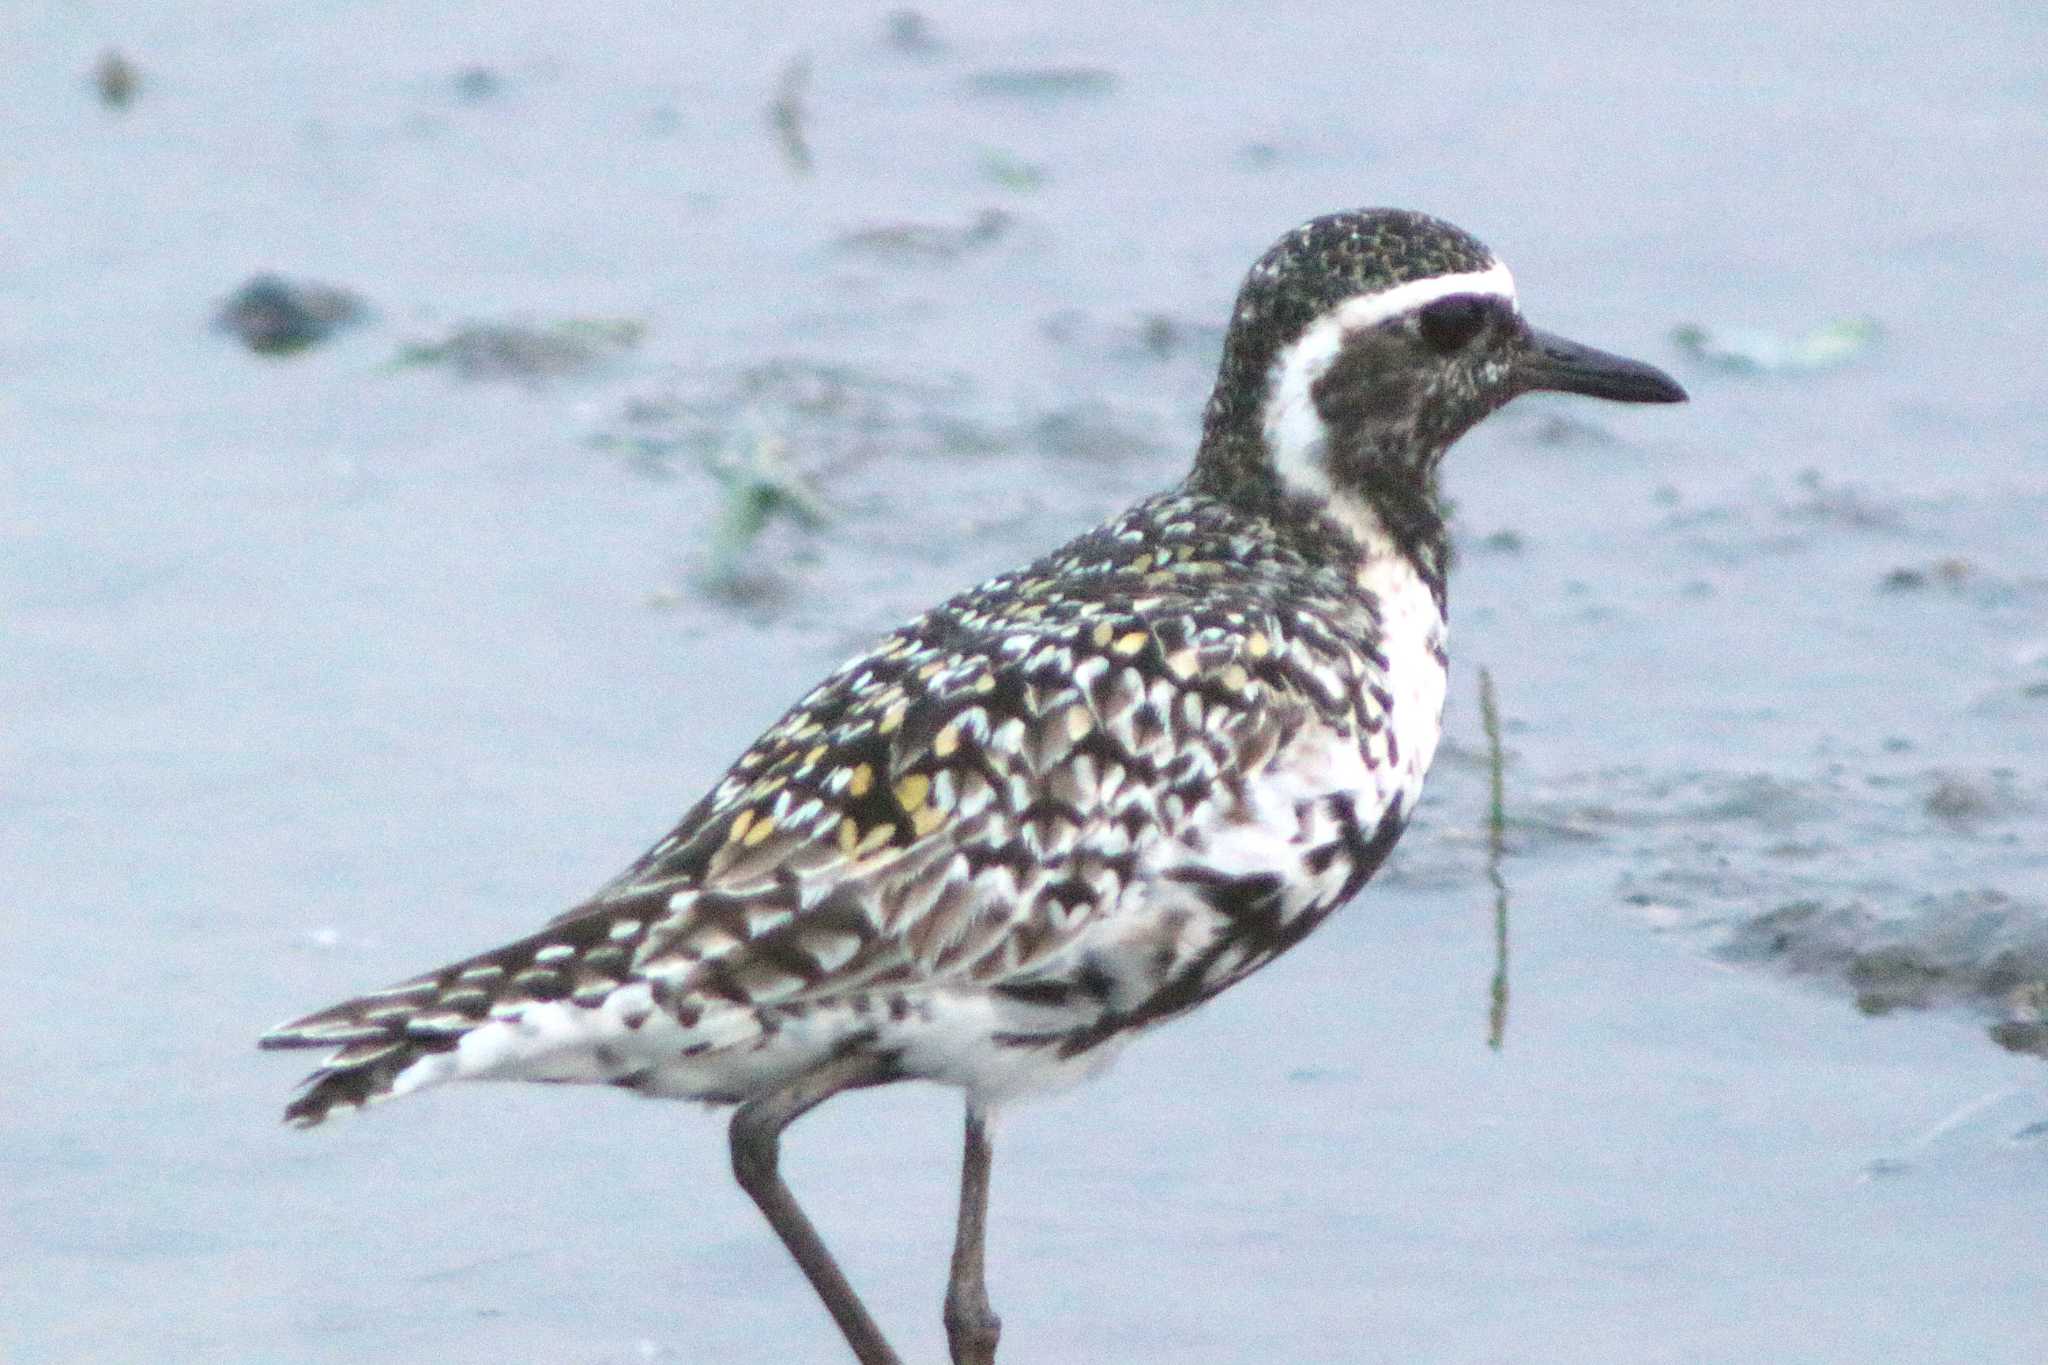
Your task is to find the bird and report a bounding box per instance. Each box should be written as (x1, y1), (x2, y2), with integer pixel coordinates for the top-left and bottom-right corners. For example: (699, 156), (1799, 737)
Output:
(261, 207), (1686, 1364)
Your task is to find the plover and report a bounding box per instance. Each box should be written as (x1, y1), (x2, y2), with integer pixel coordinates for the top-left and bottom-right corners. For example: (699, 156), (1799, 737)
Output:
(262, 208), (1685, 1364)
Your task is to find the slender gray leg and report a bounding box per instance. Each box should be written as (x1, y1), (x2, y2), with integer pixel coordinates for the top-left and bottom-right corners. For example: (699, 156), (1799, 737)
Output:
(944, 1102), (1001, 1365)
(730, 1052), (903, 1365)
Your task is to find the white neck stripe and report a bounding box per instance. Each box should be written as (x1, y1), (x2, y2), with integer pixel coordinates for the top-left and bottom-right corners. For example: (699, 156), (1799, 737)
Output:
(1258, 262), (1518, 503)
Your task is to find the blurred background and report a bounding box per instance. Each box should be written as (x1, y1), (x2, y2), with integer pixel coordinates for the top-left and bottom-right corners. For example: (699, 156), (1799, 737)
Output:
(4, 3), (2044, 1362)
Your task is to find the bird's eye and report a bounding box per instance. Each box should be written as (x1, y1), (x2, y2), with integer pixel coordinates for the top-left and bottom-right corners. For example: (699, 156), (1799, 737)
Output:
(1416, 295), (1490, 354)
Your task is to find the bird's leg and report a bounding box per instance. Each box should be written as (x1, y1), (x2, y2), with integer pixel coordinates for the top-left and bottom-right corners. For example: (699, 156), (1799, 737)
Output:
(944, 1102), (1002, 1365)
(730, 1052), (903, 1365)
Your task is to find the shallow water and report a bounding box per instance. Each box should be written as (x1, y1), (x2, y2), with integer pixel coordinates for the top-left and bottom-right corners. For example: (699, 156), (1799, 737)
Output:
(5, 3), (2045, 1362)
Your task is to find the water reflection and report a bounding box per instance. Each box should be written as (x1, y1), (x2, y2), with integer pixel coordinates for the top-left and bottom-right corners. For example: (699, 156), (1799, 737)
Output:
(1480, 667), (1512, 1052)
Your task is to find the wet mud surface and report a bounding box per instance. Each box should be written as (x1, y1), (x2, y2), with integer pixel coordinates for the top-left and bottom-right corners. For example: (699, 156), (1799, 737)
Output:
(5, 3), (2044, 1362)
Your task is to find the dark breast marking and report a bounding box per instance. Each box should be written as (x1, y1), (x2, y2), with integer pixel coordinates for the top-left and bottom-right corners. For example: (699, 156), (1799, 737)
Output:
(1036, 796), (1412, 1060)
(1333, 793), (1408, 904)
(1160, 867), (1287, 941)
(990, 954), (1119, 1010)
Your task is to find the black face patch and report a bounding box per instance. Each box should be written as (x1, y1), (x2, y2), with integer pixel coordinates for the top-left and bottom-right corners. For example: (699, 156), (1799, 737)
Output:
(1306, 291), (1514, 479)
(1311, 327), (1419, 436)
(1416, 294), (1491, 354)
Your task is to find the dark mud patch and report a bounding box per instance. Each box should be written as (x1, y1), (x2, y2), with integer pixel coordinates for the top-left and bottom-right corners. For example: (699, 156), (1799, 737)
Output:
(1386, 738), (2048, 1064)
(831, 208), (1013, 265)
(1721, 892), (2048, 1057)
(215, 275), (370, 356)
(963, 66), (1119, 101)
(1536, 759), (2048, 1061)
(91, 49), (141, 110)
(395, 318), (645, 384)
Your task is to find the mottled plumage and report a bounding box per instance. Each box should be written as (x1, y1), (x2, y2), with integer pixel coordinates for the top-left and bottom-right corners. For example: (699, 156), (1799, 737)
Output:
(262, 208), (1684, 1365)
(271, 488), (1436, 1120)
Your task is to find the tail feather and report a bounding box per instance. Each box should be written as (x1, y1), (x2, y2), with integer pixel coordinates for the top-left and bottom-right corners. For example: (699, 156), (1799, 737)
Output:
(259, 897), (658, 1127)
(276, 1036), (459, 1127)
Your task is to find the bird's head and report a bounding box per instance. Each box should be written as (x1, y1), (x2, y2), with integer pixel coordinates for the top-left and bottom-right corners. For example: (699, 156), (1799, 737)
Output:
(1195, 208), (1685, 544)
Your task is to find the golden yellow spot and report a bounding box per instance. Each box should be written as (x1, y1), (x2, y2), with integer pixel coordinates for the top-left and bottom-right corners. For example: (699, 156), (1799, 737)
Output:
(856, 823), (896, 856)
(879, 701), (908, 734)
(1221, 663), (1251, 691)
(1246, 631), (1271, 658)
(912, 805), (946, 837)
(917, 660), (945, 680)
(973, 674), (996, 693)
(1165, 647), (1199, 679)
(727, 809), (755, 844)
(838, 818), (860, 853)
(743, 813), (777, 846)
(793, 721), (824, 740)
(894, 773), (931, 811)
(933, 723), (960, 758)
(1113, 630), (1148, 656)
(1131, 553), (1154, 573)
(1065, 706), (1094, 742)
(1092, 621), (1115, 647)
(1144, 570), (1174, 588)
(802, 744), (827, 768)
(847, 763), (873, 797)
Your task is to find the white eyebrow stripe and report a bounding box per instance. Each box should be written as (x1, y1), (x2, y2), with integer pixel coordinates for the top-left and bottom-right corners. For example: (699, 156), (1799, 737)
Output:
(1329, 261), (1518, 332)
(1257, 261), (1517, 503)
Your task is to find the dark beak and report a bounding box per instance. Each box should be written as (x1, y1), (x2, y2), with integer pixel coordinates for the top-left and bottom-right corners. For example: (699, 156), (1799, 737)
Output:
(1514, 328), (1688, 404)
